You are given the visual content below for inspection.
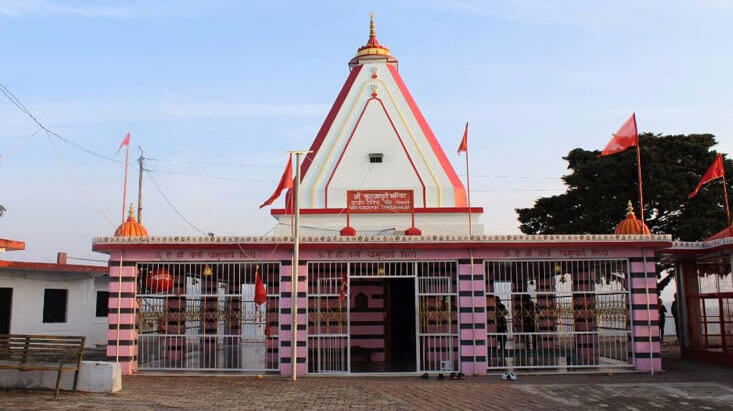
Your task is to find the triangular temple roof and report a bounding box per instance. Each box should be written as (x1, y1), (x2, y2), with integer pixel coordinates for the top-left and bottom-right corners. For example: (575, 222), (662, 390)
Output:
(287, 16), (468, 212)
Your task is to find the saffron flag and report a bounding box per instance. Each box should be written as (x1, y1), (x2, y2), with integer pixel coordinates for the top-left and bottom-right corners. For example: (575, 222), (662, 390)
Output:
(117, 132), (130, 153)
(339, 271), (347, 302)
(600, 113), (638, 156)
(689, 154), (726, 199)
(254, 266), (267, 306)
(457, 122), (468, 154)
(260, 154), (294, 208)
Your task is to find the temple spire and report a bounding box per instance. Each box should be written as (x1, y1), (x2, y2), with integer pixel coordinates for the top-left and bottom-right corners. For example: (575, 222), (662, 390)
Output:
(356, 13), (391, 57)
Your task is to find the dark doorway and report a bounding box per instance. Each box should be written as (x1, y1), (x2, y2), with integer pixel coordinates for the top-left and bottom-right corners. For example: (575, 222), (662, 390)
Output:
(385, 278), (416, 372)
(0, 288), (12, 334)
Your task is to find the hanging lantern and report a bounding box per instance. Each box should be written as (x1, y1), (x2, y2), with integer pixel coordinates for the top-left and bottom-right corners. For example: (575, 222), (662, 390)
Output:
(146, 269), (173, 293)
(203, 265), (213, 277)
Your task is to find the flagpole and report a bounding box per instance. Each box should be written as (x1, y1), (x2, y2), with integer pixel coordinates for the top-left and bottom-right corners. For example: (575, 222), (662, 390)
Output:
(289, 149), (311, 382)
(464, 123), (473, 237)
(633, 115), (646, 232)
(121, 136), (130, 224)
(722, 157), (731, 226)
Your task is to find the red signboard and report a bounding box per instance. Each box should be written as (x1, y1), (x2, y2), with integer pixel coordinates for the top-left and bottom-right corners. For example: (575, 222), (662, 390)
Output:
(347, 190), (414, 214)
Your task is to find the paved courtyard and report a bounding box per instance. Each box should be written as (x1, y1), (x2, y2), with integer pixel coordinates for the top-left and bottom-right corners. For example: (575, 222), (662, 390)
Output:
(2, 349), (733, 410)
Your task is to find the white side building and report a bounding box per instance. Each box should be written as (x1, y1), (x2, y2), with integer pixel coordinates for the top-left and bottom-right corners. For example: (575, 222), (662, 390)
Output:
(0, 252), (108, 348)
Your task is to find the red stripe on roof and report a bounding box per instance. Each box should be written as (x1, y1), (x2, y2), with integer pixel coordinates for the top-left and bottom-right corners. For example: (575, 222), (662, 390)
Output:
(0, 260), (106, 274)
(300, 65), (363, 181)
(386, 65), (467, 207)
(0, 238), (25, 251)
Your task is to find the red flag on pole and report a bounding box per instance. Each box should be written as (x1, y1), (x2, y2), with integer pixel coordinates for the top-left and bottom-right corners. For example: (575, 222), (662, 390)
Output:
(260, 154), (294, 208)
(339, 271), (347, 302)
(689, 154), (726, 199)
(254, 266), (267, 306)
(457, 122), (468, 154)
(600, 113), (638, 156)
(117, 132), (130, 153)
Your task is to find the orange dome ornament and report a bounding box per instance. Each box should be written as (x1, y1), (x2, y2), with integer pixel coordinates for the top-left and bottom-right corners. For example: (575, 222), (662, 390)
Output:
(114, 203), (149, 237)
(615, 201), (650, 235)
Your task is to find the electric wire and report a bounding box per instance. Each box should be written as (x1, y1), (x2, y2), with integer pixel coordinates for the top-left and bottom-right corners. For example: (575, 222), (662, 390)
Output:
(0, 83), (122, 164)
(44, 132), (117, 227)
(147, 170), (207, 235)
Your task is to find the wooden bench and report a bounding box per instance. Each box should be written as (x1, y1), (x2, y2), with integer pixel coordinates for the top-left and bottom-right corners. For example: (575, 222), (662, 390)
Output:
(0, 334), (85, 398)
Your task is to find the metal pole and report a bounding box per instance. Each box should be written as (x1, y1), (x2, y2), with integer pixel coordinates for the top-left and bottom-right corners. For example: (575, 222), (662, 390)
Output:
(121, 140), (130, 224)
(465, 125), (473, 237)
(289, 150), (311, 381)
(721, 159), (731, 226)
(137, 146), (144, 224)
(634, 115), (646, 232)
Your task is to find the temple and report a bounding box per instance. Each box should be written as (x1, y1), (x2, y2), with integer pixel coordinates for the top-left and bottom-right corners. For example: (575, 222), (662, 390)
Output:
(92, 16), (731, 377)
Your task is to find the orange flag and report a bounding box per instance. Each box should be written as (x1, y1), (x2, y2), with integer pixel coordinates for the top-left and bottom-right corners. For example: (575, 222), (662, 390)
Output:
(260, 154), (294, 208)
(254, 266), (267, 306)
(117, 132), (130, 153)
(457, 122), (468, 154)
(600, 113), (638, 156)
(689, 154), (726, 199)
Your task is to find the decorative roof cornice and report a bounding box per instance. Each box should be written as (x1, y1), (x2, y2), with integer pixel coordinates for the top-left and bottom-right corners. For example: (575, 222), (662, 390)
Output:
(93, 233), (672, 246)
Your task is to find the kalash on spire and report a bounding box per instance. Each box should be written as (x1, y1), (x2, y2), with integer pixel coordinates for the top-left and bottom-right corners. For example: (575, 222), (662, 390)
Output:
(271, 14), (482, 236)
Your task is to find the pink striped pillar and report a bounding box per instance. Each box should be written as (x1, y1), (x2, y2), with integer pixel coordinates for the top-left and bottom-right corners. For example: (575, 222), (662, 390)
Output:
(107, 262), (138, 375)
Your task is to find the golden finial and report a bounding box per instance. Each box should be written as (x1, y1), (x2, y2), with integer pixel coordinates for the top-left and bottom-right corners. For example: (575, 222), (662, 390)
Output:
(128, 202), (135, 219)
(370, 12), (376, 38)
(625, 200), (635, 217)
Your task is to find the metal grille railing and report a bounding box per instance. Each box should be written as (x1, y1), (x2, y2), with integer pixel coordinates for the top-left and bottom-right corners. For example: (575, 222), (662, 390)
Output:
(485, 259), (633, 371)
(307, 262), (349, 374)
(417, 261), (458, 373)
(136, 262), (279, 371)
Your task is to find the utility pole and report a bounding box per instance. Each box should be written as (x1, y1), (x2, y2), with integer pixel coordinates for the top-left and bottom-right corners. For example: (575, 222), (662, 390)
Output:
(137, 146), (144, 223)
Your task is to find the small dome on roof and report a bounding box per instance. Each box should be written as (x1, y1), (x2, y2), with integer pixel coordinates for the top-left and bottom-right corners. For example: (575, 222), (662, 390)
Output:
(615, 200), (650, 235)
(114, 203), (148, 237)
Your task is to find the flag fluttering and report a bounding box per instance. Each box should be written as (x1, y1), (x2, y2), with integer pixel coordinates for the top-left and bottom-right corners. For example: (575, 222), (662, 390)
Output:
(260, 154), (294, 208)
(339, 271), (347, 302)
(689, 154), (726, 199)
(457, 122), (468, 154)
(254, 265), (267, 306)
(600, 113), (638, 157)
(117, 132), (130, 153)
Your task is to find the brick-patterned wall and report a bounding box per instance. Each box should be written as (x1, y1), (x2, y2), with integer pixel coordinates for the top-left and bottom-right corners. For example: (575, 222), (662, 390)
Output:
(629, 253), (662, 372)
(457, 258), (487, 375)
(107, 262), (138, 375)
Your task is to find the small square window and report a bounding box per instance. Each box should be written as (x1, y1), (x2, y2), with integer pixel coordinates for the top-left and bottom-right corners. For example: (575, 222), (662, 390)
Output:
(369, 153), (383, 163)
(43, 289), (67, 323)
(96, 291), (109, 317)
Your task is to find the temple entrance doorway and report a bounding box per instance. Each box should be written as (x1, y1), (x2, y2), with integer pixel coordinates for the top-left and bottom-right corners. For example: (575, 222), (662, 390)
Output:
(384, 278), (417, 372)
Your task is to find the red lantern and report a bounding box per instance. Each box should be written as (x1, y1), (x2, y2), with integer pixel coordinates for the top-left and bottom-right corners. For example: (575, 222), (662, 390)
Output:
(147, 269), (173, 293)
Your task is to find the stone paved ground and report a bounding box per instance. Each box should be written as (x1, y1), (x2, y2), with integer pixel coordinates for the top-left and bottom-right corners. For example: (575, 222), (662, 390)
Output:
(2, 347), (732, 410)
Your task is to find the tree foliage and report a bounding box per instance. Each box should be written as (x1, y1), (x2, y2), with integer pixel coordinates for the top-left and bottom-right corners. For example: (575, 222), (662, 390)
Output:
(516, 133), (732, 241)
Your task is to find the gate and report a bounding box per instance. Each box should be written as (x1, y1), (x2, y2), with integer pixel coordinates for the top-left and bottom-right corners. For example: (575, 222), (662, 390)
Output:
(136, 262), (279, 372)
(417, 261), (458, 373)
(307, 261), (458, 374)
(485, 259), (633, 372)
(307, 262), (349, 374)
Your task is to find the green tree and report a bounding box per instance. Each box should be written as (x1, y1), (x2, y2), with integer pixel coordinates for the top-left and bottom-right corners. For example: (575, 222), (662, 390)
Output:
(516, 133), (732, 241)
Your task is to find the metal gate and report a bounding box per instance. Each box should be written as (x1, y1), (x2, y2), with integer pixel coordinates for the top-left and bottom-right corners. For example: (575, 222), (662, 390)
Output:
(306, 261), (458, 374)
(136, 262), (279, 372)
(417, 261), (458, 373)
(307, 262), (349, 374)
(485, 259), (633, 372)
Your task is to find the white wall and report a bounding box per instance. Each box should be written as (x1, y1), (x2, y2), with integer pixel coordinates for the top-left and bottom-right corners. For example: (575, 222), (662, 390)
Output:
(0, 271), (108, 348)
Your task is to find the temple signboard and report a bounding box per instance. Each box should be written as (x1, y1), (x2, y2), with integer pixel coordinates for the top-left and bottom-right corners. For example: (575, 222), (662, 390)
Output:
(346, 190), (413, 214)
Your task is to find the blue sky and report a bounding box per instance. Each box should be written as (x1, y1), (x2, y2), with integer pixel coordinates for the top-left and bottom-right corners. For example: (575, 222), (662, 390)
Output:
(1, 0), (732, 263)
